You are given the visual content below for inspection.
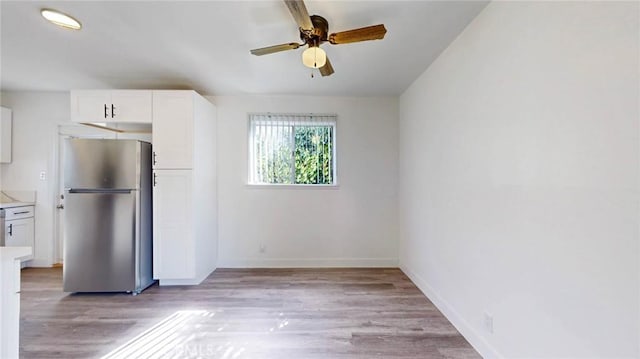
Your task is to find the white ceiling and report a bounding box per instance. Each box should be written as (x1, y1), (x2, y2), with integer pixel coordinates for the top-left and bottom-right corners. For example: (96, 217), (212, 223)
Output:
(1, 1), (487, 96)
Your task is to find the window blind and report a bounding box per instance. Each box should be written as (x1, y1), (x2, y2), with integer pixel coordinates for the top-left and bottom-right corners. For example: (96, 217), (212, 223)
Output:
(249, 113), (336, 185)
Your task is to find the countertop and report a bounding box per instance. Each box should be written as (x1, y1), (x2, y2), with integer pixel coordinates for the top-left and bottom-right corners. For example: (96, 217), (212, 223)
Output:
(0, 191), (35, 209)
(0, 202), (34, 209)
(0, 246), (32, 261)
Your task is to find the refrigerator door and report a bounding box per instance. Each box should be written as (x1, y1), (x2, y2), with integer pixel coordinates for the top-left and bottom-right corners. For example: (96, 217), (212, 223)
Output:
(64, 139), (140, 190)
(63, 190), (137, 292)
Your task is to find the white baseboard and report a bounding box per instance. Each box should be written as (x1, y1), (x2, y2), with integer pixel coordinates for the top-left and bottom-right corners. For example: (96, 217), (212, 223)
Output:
(218, 257), (398, 268)
(399, 264), (502, 359)
(159, 267), (216, 286)
(26, 259), (53, 268)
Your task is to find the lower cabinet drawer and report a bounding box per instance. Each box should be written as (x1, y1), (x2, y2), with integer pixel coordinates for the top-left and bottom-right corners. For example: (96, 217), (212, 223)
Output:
(5, 206), (34, 220)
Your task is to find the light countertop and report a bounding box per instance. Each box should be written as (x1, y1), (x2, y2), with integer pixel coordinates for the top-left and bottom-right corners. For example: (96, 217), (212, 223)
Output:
(0, 191), (35, 209)
(0, 246), (32, 261)
(0, 202), (34, 209)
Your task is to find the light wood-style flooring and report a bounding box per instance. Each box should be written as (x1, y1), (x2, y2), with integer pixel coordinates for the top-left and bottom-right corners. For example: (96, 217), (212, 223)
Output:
(20, 268), (480, 358)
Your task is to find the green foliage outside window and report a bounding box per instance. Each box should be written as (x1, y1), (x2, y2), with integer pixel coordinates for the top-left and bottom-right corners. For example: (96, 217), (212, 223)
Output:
(253, 124), (334, 185)
(294, 126), (333, 184)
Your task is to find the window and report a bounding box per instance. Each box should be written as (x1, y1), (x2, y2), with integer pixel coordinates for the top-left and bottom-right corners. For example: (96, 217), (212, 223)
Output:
(249, 113), (336, 185)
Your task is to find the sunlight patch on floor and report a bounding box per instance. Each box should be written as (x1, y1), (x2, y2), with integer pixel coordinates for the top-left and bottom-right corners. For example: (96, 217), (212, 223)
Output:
(101, 310), (245, 359)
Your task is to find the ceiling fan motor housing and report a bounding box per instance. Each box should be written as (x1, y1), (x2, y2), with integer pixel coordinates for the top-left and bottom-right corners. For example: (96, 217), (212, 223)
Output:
(300, 15), (329, 46)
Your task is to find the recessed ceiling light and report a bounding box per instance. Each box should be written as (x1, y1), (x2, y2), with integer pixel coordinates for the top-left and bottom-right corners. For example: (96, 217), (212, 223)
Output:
(41, 9), (82, 30)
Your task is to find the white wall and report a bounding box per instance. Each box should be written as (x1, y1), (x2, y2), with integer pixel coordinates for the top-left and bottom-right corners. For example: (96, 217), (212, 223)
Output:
(0, 92), (70, 267)
(214, 95), (398, 267)
(398, 2), (639, 358)
(0, 92), (150, 266)
(0, 92), (399, 269)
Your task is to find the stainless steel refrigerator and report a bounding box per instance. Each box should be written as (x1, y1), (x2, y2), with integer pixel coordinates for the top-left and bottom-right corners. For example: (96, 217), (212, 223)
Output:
(63, 139), (154, 294)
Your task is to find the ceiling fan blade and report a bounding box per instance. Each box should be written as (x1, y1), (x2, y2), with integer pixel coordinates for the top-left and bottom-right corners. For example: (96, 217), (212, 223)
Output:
(329, 24), (387, 45)
(319, 57), (334, 77)
(250, 43), (301, 56)
(283, 0), (314, 31)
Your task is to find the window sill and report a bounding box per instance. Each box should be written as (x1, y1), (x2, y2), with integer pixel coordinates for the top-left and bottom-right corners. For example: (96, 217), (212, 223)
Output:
(245, 183), (340, 190)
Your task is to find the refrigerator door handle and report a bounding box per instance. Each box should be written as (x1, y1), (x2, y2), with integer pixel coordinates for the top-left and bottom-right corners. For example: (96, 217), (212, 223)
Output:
(67, 188), (134, 194)
(0, 210), (4, 246)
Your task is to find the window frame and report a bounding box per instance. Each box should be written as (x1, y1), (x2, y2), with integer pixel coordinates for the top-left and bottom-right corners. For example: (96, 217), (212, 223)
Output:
(247, 113), (338, 188)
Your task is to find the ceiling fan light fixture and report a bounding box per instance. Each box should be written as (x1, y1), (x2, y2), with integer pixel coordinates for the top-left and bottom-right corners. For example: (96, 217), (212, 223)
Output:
(41, 9), (82, 30)
(302, 46), (326, 69)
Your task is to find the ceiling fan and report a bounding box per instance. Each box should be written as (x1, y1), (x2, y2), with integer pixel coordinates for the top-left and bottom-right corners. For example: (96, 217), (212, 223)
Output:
(250, 0), (387, 77)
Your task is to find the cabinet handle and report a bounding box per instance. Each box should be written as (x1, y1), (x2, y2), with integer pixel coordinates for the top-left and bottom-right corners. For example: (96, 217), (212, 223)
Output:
(13, 211), (29, 215)
(153, 172), (157, 187)
(8, 224), (12, 236)
(104, 104), (108, 118)
(153, 152), (157, 166)
(111, 104), (115, 118)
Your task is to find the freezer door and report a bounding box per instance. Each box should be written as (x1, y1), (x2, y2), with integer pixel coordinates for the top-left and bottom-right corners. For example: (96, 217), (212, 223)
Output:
(64, 139), (140, 189)
(63, 190), (137, 292)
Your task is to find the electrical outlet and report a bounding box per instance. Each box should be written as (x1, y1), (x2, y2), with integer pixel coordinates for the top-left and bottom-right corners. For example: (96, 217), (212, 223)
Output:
(259, 244), (266, 253)
(39, 171), (46, 180)
(483, 311), (494, 334)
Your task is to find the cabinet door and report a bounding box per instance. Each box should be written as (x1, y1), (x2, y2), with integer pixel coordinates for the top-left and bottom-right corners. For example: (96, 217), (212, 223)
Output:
(70, 90), (112, 123)
(152, 91), (194, 169)
(153, 170), (194, 280)
(0, 107), (11, 163)
(111, 90), (152, 123)
(5, 218), (33, 247)
(5, 218), (35, 261)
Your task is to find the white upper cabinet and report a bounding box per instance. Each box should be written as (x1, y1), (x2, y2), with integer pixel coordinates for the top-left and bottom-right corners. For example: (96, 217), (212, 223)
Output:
(70, 90), (152, 123)
(0, 107), (12, 163)
(152, 91), (195, 169)
(110, 91), (153, 123)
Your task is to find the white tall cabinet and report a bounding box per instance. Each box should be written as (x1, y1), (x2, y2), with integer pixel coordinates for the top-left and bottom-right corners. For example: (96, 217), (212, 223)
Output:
(0, 107), (12, 163)
(152, 91), (217, 285)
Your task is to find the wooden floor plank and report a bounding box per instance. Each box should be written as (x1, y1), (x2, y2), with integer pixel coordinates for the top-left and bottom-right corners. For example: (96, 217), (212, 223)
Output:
(19, 267), (480, 359)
